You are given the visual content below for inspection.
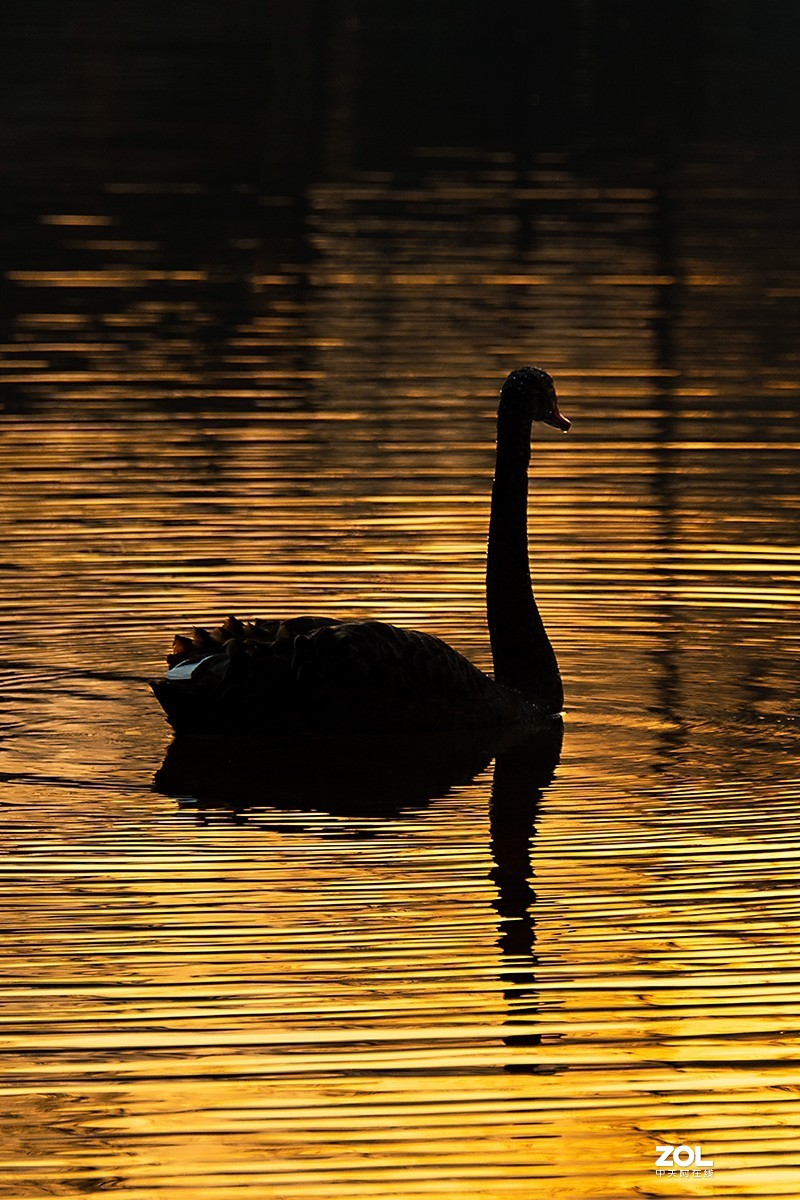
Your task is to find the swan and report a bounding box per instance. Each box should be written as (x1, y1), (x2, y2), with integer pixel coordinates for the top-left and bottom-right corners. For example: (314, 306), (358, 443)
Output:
(150, 366), (571, 734)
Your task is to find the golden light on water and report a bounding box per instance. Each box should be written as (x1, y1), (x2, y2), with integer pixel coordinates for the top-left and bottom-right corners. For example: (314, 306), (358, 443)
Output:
(0, 151), (799, 1200)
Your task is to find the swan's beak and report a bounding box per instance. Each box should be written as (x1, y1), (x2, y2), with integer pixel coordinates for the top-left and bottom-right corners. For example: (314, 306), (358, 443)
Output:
(544, 402), (571, 432)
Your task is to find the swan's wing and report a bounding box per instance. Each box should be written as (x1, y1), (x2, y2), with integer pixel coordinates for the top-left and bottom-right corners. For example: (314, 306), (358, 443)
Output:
(289, 620), (506, 731)
(151, 617), (513, 734)
(164, 614), (340, 667)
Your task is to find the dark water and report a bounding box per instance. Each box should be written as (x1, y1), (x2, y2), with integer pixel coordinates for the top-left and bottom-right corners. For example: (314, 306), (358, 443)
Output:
(2, 6), (800, 1198)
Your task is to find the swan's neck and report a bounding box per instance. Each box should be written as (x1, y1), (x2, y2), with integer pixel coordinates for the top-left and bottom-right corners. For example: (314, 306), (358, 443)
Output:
(486, 408), (563, 712)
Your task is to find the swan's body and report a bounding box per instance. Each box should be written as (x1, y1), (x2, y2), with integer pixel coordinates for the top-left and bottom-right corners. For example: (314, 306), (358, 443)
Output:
(151, 367), (570, 735)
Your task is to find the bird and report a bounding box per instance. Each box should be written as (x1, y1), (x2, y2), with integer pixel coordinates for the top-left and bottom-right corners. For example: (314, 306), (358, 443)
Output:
(150, 366), (571, 736)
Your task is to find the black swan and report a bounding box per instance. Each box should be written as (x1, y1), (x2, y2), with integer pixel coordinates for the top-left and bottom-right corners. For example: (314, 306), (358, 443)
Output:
(150, 366), (570, 735)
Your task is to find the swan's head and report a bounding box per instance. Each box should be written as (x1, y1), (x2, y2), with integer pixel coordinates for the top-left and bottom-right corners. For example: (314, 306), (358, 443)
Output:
(501, 366), (571, 432)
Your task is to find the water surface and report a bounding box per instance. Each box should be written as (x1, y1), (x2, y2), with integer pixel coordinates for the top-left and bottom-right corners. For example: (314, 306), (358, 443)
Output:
(1, 150), (800, 1197)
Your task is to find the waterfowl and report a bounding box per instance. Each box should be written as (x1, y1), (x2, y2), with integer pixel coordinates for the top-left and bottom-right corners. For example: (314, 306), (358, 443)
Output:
(150, 366), (570, 734)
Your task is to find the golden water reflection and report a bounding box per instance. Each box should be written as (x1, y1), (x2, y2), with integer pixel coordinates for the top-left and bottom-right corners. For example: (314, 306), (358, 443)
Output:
(0, 154), (799, 1197)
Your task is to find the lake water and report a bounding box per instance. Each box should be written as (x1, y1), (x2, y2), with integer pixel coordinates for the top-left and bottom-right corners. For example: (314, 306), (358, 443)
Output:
(2, 16), (800, 1197)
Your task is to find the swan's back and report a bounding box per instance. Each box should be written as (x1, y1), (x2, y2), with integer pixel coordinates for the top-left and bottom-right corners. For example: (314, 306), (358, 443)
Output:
(151, 616), (525, 735)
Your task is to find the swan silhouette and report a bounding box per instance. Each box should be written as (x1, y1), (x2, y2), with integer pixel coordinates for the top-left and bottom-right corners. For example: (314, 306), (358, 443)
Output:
(150, 367), (570, 734)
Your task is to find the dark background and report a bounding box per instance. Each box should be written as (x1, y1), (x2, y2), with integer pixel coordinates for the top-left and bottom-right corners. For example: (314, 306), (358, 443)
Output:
(2, 0), (799, 193)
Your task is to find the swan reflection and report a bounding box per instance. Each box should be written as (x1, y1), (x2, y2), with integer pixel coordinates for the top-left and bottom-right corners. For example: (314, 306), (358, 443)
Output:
(155, 721), (561, 817)
(488, 737), (560, 1069)
(154, 721), (563, 1065)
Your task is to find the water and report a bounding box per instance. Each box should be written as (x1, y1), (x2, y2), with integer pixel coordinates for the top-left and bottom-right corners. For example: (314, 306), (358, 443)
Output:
(2, 14), (800, 1195)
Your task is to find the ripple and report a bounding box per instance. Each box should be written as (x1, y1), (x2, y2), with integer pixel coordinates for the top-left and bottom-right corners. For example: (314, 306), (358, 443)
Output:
(0, 141), (799, 1200)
